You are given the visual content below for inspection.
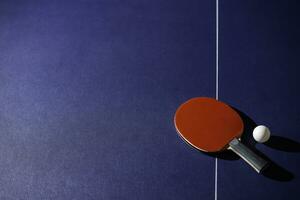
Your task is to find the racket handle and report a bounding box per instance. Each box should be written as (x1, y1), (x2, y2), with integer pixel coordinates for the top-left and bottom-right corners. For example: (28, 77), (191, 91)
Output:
(229, 138), (268, 173)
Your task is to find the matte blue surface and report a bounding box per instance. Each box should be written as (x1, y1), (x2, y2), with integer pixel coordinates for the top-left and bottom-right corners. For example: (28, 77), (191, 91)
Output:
(0, 0), (215, 199)
(0, 0), (299, 199)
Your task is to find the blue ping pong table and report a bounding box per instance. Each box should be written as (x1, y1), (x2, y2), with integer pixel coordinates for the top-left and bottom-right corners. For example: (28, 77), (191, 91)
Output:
(0, 0), (299, 199)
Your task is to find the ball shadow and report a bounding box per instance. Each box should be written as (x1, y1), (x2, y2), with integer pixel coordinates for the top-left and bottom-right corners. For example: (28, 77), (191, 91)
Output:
(265, 135), (300, 152)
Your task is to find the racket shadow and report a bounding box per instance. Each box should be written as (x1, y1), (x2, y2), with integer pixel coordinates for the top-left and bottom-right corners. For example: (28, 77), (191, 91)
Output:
(233, 108), (294, 182)
(203, 108), (294, 181)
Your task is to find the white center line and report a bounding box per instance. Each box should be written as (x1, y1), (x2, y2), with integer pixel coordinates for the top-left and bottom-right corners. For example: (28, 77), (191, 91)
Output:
(215, 1), (219, 200)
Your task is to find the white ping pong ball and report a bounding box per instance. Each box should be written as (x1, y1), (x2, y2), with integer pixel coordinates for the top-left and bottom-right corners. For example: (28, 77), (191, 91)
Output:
(253, 125), (271, 143)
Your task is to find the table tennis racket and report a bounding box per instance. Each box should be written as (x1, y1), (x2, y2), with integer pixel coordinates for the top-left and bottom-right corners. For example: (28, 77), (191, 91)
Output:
(174, 97), (268, 173)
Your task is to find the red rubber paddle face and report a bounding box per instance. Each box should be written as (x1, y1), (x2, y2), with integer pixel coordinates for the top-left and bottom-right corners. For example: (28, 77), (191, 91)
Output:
(174, 97), (244, 152)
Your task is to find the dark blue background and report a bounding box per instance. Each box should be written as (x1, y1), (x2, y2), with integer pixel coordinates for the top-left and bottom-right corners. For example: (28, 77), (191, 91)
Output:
(0, 0), (299, 199)
(219, 1), (300, 199)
